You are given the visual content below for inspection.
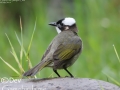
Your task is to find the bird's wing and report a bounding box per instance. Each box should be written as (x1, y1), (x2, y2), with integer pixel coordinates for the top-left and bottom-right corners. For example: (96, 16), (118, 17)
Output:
(41, 43), (52, 60)
(53, 38), (82, 61)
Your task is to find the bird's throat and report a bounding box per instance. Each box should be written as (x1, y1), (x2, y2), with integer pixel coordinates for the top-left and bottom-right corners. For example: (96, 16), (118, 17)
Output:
(56, 27), (61, 34)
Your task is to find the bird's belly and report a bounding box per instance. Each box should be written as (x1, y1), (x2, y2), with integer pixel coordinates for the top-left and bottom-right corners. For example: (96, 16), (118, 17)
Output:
(66, 54), (80, 67)
(55, 54), (80, 69)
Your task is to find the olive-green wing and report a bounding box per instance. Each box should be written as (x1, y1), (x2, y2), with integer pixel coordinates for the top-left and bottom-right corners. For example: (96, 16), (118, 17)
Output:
(53, 39), (82, 61)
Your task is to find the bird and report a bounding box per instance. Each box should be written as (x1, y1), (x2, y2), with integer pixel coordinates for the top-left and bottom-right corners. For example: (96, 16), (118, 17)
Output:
(23, 17), (82, 77)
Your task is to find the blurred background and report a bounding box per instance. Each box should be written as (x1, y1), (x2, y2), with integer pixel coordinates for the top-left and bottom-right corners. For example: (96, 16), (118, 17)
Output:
(0, 0), (120, 83)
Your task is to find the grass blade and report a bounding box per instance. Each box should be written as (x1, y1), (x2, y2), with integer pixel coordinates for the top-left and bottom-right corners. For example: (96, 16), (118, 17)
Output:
(26, 18), (37, 68)
(5, 33), (24, 73)
(103, 72), (120, 86)
(20, 16), (23, 67)
(0, 57), (20, 76)
(27, 18), (37, 54)
(113, 44), (120, 63)
(15, 32), (27, 56)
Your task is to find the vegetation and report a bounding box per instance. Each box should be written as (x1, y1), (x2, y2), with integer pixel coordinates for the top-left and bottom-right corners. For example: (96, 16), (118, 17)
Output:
(0, 0), (119, 85)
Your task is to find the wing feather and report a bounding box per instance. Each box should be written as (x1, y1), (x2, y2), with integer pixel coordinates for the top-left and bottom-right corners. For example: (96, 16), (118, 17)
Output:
(53, 38), (82, 61)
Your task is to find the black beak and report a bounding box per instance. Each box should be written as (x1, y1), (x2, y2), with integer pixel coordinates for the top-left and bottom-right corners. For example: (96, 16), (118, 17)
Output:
(48, 22), (56, 26)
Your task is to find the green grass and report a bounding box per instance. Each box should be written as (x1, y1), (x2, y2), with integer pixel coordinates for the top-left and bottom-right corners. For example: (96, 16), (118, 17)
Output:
(0, 0), (120, 85)
(0, 17), (37, 78)
(103, 45), (120, 86)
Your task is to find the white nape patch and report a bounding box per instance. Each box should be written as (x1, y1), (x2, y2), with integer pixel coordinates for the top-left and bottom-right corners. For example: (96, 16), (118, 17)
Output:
(62, 17), (76, 26)
(55, 27), (61, 34)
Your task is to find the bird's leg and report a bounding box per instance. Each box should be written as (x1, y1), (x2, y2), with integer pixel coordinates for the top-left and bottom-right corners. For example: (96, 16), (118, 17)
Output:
(63, 66), (74, 77)
(53, 69), (61, 77)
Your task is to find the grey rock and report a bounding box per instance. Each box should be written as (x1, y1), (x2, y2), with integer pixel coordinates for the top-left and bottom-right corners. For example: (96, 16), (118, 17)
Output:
(0, 77), (120, 90)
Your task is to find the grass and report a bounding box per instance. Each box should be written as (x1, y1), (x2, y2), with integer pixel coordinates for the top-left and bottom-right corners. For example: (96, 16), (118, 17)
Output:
(0, 17), (37, 78)
(102, 45), (120, 86)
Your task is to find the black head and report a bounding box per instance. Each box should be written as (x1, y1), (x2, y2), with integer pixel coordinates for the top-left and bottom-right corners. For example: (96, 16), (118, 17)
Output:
(49, 17), (77, 33)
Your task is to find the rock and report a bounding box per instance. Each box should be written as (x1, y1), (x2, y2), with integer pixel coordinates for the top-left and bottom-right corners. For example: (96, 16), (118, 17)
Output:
(0, 77), (120, 90)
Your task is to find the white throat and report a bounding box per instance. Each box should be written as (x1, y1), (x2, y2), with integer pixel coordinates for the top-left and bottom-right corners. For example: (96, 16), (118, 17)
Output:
(55, 27), (61, 34)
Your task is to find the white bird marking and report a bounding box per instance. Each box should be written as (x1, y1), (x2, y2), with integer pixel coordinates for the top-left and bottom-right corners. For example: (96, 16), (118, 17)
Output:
(62, 17), (76, 26)
(56, 27), (61, 34)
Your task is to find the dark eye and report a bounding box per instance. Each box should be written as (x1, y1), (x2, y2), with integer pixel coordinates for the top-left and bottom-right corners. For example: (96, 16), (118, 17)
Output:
(56, 18), (64, 25)
(56, 19), (64, 29)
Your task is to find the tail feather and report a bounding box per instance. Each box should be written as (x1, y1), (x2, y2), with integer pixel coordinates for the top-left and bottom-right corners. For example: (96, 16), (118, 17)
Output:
(23, 60), (51, 76)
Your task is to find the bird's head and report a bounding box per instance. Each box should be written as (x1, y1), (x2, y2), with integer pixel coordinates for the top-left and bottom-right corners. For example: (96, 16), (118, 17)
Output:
(49, 17), (78, 33)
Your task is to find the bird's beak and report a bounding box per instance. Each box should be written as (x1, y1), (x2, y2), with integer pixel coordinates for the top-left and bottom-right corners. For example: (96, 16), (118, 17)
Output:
(48, 22), (57, 26)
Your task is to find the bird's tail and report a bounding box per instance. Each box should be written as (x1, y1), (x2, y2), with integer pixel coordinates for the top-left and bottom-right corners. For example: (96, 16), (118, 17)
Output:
(23, 60), (51, 76)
